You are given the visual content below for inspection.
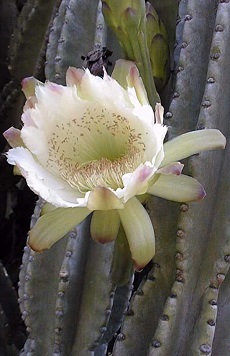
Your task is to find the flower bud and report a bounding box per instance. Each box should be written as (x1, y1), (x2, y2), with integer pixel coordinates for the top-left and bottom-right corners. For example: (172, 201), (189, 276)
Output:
(102, 0), (145, 32)
(145, 2), (170, 90)
(102, 0), (160, 107)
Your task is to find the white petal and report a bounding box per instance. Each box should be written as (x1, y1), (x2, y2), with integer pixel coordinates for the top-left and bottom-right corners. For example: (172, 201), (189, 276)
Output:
(118, 197), (155, 270)
(6, 147), (84, 207)
(147, 174), (206, 202)
(29, 207), (90, 251)
(66, 67), (84, 86)
(90, 210), (120, 243)
(21, 109), (37, 126)
(87, 187), (124, 210)
(122, 163), (156, 202)
(161, 129), (226, 167)
(155, 103), (164, 124)
(3, 127), (24, 148)
(78, 68), (132, 108)
(112, 59), (149, 105)
(33, 83), (78, 131)
(126, 62), (150, 106)
(21, 125), (49, 163)
(146, 123), (167, 167)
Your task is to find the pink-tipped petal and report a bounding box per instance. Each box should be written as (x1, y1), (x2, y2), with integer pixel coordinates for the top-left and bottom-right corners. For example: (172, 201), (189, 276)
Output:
(21, 110), (36, 126)
(112, 59), (149, 105)
(126, 63), (149, 105)
(66, 67), (84, 86)
(3, 127), (24, 148)
(161, 129), (226, 167)
(87, 187), (124, 211)
(155, 103), (164, 124)
(111, 59), (135, 88)
(157, 162), (184, 176)
(22, 77), (42, 99)
(45, 82), (64, 94)
(23, 96), (37, 110)
(122, 164), (156, 202)
(90, 210), (120, 243)
(28, 207), (90, 252)
(147, 174), (206, 202)
(118, 197), (155, 270)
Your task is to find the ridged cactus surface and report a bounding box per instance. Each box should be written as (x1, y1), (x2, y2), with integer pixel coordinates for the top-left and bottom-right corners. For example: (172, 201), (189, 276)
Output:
(0, 0), (230, 355)
(114, 1), (230, 355)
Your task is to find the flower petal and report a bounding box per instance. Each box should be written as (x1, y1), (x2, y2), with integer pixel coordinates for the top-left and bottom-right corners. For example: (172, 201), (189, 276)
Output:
(147, 174), (206, 202)
(77, 67), (131, 106)
(112, 59), (149, 105)
(66, 67), (84, 86)
(41, 202), (56, 215)
(161, 129), (226, 167)
(156, 162), (184, 176)
(118, 197), (155, 270)
(87, 187), (124, 210)
(6, 147), (84, 207)
(155, 103), (164, 124)
(110, 225), (133, 286)
(122, 164), (156, 202)
(21, 77), (42, 99)
(3, 127), (24, 148)
(28, 207), (90, 252)
(13, 166), (22, 176)
(90, 210), (120, 243)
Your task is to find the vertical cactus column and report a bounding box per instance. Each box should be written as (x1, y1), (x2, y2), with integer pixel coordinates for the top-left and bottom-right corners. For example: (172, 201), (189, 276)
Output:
(113, 1), (230, 355)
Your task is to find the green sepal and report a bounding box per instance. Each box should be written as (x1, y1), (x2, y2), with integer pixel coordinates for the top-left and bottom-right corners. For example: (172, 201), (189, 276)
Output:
(145, 2), (170, 91)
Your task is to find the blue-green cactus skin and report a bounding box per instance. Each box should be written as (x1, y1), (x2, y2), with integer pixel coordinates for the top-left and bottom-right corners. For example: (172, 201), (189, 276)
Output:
(0, 262), (26, 355)
(45, 0), (99, 84)
(9, 0), (57, 81)
(113, 1), (230, 356)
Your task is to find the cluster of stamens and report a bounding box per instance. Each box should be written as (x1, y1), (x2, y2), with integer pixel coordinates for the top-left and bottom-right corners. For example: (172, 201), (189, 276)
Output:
(46, 106), (146, 192)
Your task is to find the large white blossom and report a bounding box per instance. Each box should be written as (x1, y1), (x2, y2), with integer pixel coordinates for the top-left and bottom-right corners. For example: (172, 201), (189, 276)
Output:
(4, 60), (226, 269)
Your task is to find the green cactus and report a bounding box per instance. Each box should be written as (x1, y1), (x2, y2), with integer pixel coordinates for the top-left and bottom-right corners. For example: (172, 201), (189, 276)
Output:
(0, 261), (26, 354)
(0, 0), (230, 355)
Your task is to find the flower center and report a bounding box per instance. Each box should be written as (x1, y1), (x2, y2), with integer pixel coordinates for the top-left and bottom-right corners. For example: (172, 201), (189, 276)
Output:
(46, 106), (146, 192)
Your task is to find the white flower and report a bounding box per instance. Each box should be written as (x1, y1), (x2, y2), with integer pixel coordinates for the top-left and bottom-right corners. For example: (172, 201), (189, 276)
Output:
(3, 60), (226, 270)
